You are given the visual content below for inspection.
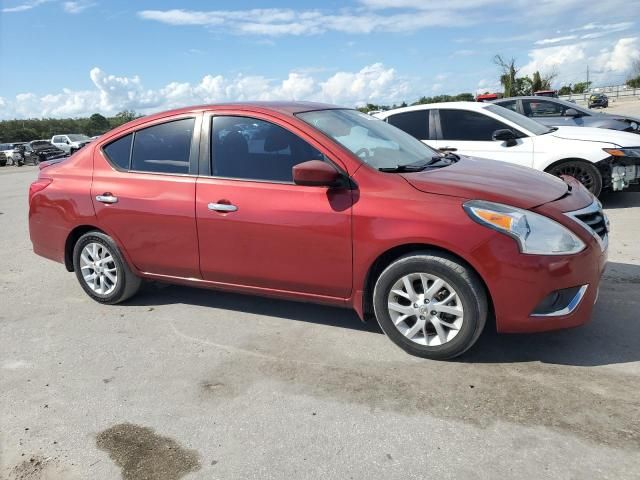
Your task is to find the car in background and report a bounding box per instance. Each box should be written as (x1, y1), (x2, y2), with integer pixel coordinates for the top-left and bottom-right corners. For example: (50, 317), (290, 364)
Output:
(0, 143), (24, 166)
(29, 102), (608, 360)
(51, 134), (92, 155)
(588, 93), (609, 109)
(24, 141), (67, 164)
(533, 90), (558, 98)
(492, 96), (639, 133)
(90, 135), (102, 141)
(374, 101), (640, 195)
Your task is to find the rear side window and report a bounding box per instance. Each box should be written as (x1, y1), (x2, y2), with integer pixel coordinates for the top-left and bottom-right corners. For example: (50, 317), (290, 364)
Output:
(131, 118), (194, 174)
(439, 109), (508, 141)
(103, 134), (132, 170)
(387, 110), (429, 140)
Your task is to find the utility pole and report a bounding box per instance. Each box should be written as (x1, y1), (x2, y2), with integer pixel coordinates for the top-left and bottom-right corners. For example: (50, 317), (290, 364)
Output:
(586, 65), (589, 91)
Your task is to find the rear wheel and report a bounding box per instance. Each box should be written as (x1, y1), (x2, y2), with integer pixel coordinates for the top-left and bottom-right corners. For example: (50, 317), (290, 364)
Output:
(72, 231), (141, 304)
(547, 160), (602, 196)
(373, 252), (487, 360)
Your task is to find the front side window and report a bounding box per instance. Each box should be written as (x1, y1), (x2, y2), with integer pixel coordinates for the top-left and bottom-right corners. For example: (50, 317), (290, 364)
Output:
(297, 109), (438, 170)
(439, 109), (510, 141)
(131, 118), (194, 174)
(67, 134), (90, 142)
(53, 136), (65, 143)
(211, 116), (325, 182)
(524, 100), (565, 117)
(387, 110), (430, 140)
(497, 100), (518, 112)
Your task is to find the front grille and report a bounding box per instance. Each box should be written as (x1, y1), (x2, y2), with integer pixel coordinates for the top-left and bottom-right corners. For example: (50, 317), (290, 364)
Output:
(566, 200), (608, 250)
(574, 210), (607, 240)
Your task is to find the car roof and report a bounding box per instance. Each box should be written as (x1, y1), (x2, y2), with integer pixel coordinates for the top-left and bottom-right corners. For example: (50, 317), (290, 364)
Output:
(374, 101), (488, 118)
(151, 101), (343, 119)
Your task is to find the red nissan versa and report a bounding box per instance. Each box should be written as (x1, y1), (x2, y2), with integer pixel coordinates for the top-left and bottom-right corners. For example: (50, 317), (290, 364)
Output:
(28, 102), (609, 359)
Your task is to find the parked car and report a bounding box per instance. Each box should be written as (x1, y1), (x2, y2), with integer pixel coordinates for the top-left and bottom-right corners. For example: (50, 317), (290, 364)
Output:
(51, 134), (92, 154)
(374, 102), (640, 195)
(588, 93), (609, 109)
(492, 96), (638, 133)
(0, 143), (24, 166)
(533, 90), (558, 98)
(29, 102), (608, 360)
(24, 141), (67, 164)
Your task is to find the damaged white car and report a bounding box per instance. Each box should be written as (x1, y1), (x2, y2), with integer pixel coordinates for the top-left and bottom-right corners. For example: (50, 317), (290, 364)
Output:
(374, 102), (640, 195)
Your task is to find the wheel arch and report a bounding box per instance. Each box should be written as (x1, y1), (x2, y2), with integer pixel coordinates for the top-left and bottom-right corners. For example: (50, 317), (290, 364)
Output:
(543, 157), (596, 173)
(360, 243), (494, 323)
(64, 225), (106, 272)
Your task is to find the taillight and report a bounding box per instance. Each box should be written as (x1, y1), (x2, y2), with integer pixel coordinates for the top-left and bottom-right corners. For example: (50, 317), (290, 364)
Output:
(29, 178), (53, 204)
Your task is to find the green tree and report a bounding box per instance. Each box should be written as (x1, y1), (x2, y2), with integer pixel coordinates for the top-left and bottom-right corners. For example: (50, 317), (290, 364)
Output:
(628, 76), (640, 88)
(87, 113), (110, 135)
(494, 55), (519, 97)
(572, 82), (592, 94)
(558, 85), (572, 95)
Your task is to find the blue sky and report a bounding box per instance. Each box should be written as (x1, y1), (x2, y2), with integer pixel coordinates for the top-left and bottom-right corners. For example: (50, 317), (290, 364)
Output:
(1, 0), (639, 118)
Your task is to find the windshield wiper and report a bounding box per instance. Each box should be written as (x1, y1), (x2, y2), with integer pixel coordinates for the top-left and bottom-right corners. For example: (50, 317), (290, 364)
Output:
(378, 164), (428, 172)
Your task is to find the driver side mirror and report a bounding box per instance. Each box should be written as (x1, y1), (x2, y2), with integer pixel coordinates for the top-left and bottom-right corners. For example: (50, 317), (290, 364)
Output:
(293, 160), (343, 187)
(564, 108), (581, 117)
(492, 129), (518, 147)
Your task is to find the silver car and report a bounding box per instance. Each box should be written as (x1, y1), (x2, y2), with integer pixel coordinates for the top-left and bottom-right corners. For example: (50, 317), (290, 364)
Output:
(492, 96), (640, 134)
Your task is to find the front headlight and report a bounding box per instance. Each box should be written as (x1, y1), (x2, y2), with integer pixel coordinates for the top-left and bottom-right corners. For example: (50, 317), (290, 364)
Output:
(464, 200), (586, 255)
(603, 147), (640, 158)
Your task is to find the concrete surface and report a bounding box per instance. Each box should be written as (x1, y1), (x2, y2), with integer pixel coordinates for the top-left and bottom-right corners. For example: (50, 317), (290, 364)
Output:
(1, 165), (639, 480)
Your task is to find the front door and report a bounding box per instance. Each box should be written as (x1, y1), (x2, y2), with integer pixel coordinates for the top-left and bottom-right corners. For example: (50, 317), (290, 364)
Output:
(196, 114), (353, 299)
(431, 108), (535, 168)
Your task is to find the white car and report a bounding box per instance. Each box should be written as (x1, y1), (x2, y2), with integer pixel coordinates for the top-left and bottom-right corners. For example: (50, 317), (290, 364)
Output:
(374, 102), (640, 195)
(51, 134), (92, 155)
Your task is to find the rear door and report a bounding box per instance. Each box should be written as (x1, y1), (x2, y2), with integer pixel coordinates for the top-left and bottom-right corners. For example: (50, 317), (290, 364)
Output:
(91, 115), (202, 279)
(431, 108), (535, 168)
(195, 112), (353, 298)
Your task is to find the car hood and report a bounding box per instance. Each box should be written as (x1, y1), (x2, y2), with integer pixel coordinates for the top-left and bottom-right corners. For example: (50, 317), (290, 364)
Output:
(400, 156), (569, 210)
(549, 126), (639, 146)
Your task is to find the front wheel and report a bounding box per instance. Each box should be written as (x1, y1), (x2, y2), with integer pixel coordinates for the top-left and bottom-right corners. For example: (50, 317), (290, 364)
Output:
(72, 231), (141, 304)
(373, 252), (488, 360)
(547, 160), (603, 196)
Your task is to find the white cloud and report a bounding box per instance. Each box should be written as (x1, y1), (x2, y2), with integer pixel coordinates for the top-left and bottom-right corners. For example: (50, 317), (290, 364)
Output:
(63, 1), (95, 14)
(1, 0), (51, 13)
(535, 35), (577, 45)
(138, 7), (476, 36)
(521, 37), (640, 86)
(0, 63), (411, 119)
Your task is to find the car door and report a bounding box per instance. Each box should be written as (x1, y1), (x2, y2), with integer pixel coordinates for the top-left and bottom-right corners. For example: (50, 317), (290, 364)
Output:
(431, 108), (534, 168)
(91, 115), (202, 279)
(385, 109), (435, 144)
(195, 113), (353, 298)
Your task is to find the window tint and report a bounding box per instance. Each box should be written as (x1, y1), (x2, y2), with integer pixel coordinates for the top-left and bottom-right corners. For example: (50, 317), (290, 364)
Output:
(131, 118), (194, 174)
(439, 109), (509, 141)
(103, 134), (132, 170)
(52, 136), (64, 143)
(498, 100), (518, 112)
(524, 100), (565, 117)
(211, 116), (325, 182)
(387, 110), (429, 140)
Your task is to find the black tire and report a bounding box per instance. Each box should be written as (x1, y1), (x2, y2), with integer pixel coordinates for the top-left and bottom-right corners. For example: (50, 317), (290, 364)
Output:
(72, 231), (141, 304)
(547, 159), (603, 196)
(373, 252), (488, 360)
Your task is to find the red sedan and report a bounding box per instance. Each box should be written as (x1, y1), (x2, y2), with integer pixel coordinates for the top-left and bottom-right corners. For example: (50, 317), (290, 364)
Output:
(29, 102), (608, 359)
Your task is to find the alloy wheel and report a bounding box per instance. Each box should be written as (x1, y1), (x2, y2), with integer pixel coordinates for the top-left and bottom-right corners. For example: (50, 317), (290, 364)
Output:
(386, 273), (464, 346)
(79, 242), (118, 295)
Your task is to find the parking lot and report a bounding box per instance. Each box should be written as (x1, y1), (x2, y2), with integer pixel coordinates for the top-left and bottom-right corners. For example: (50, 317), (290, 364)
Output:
(1, 165), (639, 479)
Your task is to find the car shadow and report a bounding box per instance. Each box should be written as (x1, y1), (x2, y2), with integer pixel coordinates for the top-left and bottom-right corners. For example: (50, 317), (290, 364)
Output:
(127, 261), (639, 367)
(600, 191), (640, 209)
(128, 282), (378, 333)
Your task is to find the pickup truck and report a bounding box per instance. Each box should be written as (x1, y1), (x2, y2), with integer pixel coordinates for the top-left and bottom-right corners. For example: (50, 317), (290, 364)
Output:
(50, 134), (92, 154)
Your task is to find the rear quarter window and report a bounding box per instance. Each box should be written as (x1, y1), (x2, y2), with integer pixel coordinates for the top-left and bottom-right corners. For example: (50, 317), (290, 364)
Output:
(103, 134), (133, 170)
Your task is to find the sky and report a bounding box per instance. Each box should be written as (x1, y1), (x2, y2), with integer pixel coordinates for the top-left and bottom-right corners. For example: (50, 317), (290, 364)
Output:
(0, 0), (639, 119)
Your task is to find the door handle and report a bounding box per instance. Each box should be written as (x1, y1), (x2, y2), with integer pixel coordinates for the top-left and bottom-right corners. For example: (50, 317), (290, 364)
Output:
(96, 194), (118, 204)
(438, 146), (458, 152)
(208, 202), (237, 213)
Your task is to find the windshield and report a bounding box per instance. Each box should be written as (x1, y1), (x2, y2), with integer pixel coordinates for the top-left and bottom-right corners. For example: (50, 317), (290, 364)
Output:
(67, 134), (90, 142)
(297, 109), (439, 169)
(484, 105), (552, 136)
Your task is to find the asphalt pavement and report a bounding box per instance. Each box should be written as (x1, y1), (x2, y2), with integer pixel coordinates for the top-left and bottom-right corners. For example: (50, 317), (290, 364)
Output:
(1, 165), (639, 480)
